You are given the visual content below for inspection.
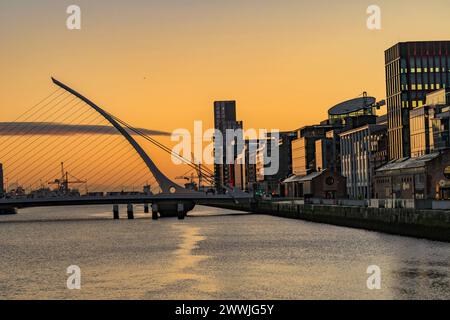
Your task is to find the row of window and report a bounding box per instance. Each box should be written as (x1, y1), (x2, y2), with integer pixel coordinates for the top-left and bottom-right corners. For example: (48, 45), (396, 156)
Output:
(401, 67), (449, 73)
(376, 178), (390, 184)
(403, 83), (446, 91)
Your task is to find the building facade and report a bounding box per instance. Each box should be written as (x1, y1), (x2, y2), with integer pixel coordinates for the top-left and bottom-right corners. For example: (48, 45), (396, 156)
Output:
(410, 105), (435, 157)
(340, 124), (388, 199)
(213, 100), (243, 192)
(410, 88), (450, 157)
(283, 169), (347, 200)
(256, 132), (296, 196)
(385, 41), (450, 160)
(315, 128), (345, 174)
(291, 125), (333, 176)
(374, 150), (450, 201)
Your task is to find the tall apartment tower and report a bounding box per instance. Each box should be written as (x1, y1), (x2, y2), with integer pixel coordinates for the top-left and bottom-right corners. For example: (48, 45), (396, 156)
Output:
(385, 41), (450, 160)
(0, 163), (4, 196)
(213, 101), (243, 192)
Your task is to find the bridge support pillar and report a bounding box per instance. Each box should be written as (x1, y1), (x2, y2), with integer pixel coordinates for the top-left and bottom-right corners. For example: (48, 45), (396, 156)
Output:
(144, 203), (149, 213)
(0, 207), (18, 215)
(177, 203), (185, 220)
(127, 204), (134, 220)
(151, 204), (159, 220)
(113, 205), (120, 220)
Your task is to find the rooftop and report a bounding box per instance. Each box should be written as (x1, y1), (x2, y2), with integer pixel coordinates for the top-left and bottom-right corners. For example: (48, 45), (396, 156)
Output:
(328, 96), (376, 116)
(376, 153), (440, 172)
(283, 170), (327, 183)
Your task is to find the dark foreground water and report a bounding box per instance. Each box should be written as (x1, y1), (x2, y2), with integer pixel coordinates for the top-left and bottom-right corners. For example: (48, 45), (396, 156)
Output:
(0, 205), (449, 300)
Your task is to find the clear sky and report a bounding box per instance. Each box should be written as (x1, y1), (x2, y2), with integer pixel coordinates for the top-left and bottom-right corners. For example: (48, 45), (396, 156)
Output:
(1, 0), (450, 187)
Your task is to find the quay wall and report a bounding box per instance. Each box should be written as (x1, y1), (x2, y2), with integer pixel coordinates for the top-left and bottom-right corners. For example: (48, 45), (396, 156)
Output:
(201, 200), (450, 243)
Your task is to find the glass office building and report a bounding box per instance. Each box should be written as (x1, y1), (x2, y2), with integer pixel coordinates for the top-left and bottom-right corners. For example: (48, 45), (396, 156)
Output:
(385, 41), (450, 160)
(410, 88), (450, 157)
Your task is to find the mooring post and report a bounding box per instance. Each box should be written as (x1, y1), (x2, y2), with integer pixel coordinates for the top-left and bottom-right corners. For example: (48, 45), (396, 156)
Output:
(113, 205), (119, 220)
(144, 203), (149, 213)
(151, 203), (159, 220)
(177, 203), (185, 220)
(127, 204), (134, 220)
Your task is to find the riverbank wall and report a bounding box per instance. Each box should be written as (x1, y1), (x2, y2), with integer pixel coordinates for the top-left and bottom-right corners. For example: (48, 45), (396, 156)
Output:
(201, 200), (450, 243)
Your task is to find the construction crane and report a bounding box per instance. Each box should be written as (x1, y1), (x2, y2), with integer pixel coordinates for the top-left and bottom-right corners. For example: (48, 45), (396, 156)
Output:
(48, 162), (87, 195)
(175, 171), (199, 191)
(175, 152), (214, 191)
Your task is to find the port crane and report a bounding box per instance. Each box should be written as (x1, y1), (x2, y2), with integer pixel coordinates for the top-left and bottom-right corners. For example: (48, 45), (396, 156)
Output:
(48, 162), (87, 194)
(174, 152), (214, 190)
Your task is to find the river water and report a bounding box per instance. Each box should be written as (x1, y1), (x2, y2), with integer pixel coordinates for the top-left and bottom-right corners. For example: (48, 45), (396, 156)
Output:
(0, 205), (449, 300)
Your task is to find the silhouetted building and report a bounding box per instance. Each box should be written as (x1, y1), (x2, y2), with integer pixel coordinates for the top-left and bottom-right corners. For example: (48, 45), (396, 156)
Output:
(213, 101), (243, 192)
(244, 139), (259, 192)
(255, 132), (296, 196)
(234, 150), (246, 191)
(385, 41), (450, 160)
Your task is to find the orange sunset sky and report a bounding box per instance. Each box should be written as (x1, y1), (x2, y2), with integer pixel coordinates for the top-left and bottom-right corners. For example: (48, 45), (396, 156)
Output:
(1, 0), (450, 189)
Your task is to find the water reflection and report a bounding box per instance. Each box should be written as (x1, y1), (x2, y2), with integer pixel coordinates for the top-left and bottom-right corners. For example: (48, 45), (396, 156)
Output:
(0, 205), (449, 299)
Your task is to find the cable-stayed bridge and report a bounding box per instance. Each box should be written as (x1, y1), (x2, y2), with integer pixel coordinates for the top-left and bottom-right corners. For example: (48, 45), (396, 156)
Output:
(0, 78), (251, 218)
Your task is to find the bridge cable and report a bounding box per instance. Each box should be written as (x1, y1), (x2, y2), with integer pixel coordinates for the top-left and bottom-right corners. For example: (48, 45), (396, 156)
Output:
(0, 91), (70, 151)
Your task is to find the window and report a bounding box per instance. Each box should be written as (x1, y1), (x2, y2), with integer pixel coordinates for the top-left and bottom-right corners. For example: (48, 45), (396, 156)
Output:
(326, 177), (335, 186)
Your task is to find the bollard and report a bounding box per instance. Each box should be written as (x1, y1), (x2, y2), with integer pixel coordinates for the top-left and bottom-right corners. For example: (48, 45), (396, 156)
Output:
(151, 203), (159, 220)
(144, 203), (149, 213)
(177, 203), (185, 220)
(127, 204), (134, 220)
(113, 205), (119, 220)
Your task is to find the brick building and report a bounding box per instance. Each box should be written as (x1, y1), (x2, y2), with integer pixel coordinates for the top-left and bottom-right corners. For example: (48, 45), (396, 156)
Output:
(374, 150), (450, 200)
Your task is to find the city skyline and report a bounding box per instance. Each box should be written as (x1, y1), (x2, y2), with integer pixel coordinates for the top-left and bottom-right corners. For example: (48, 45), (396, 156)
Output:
(2, 1), (450, 304)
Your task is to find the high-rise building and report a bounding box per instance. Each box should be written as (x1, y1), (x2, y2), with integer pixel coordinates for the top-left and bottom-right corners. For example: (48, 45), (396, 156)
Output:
(385, 41), (450, 160)
(0, 163), (4, 197)
(213, 101), (243, 192)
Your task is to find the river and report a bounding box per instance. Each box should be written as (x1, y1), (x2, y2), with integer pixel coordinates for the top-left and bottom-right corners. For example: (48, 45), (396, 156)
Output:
(0, 205), (449, 299)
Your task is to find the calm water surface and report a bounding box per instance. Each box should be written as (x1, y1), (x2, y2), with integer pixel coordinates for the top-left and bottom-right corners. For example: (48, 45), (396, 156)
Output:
(0, 205), (449, 299)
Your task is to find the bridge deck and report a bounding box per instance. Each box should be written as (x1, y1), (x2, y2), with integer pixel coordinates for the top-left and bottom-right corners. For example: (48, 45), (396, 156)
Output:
(0, 194), (253, 208)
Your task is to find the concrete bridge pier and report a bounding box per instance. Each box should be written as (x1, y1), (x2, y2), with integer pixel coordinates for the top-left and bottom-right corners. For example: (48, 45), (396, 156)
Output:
(144, 203), (149, 214)
(113, 205), (120, 220)
(0, 207), (18, 215)
(177, 203), (185, 220)
(155, 201), (194, 218)
(127, 204), (134, 220)
(151, 203), (159, 220)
